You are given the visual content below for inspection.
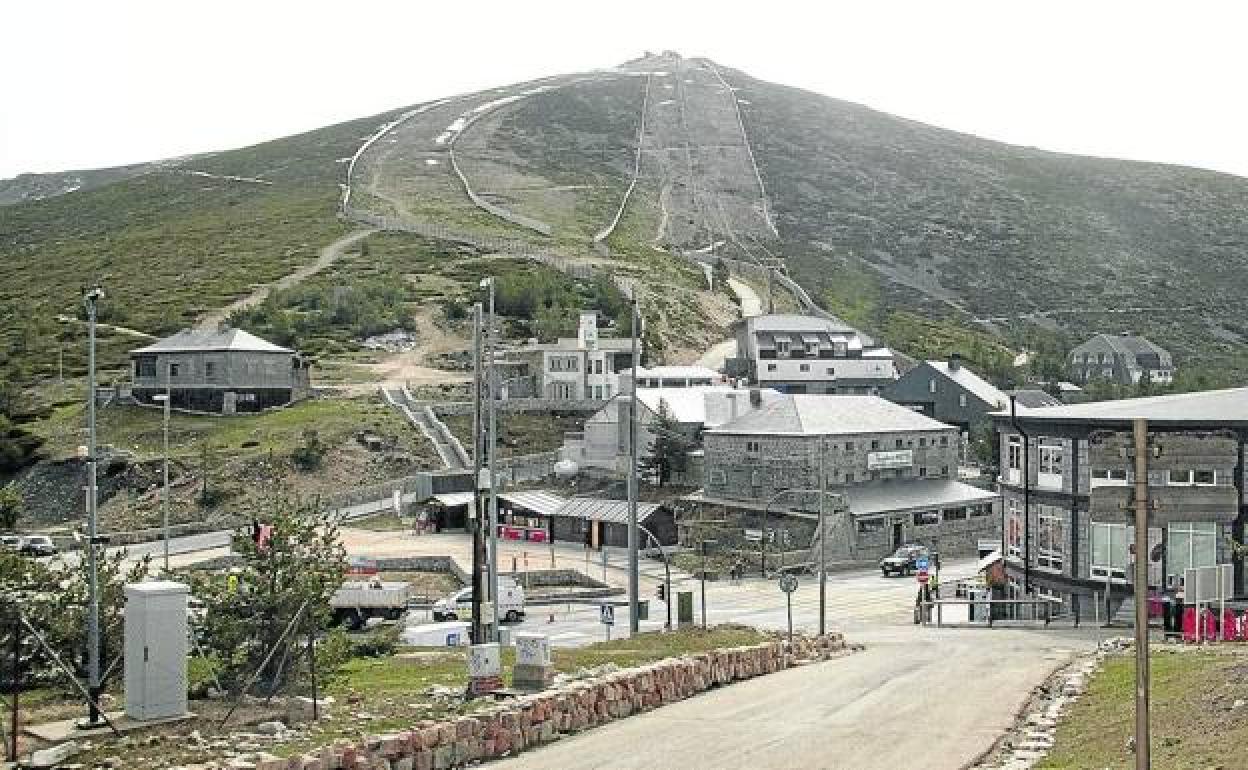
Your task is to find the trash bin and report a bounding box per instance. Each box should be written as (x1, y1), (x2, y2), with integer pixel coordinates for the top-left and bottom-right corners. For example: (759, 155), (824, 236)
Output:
(677, 591), (695, 627)
(637, 600), (649, 621)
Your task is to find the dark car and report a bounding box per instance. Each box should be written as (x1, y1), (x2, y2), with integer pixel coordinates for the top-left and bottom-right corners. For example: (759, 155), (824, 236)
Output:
(20, 535), (57, 557)
(879, 545), (933, 577)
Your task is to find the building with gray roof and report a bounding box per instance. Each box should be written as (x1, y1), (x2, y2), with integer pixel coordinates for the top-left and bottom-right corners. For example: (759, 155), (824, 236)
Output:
(1067, 332), (1174, 386)
(129, 327), (311, 413)
(883, 354), (1010, 433)
(992, 386), (1248, 620)
(695, 394), (1000, 563)
(726, 313), (898, 395)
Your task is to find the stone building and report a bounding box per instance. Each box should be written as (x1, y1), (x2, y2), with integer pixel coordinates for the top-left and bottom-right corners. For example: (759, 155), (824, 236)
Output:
(130, 328), (311, 414)
(994, 387), (1248, 619)
(883, 354), (1008, 432)
(1067, 332), (1174, 386)
(725, 314), (898, 395)
(696, 394), (1000, 564)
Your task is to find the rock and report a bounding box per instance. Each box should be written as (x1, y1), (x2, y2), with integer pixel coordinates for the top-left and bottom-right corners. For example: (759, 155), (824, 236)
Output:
(255, 721), (286, 736)
(30, 742), (81, 768)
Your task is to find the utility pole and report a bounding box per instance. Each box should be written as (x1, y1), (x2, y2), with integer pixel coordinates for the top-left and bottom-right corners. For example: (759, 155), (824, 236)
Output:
(627, 296), (641, 634)
(470, 303), (484, 645)
(483, 278), (500, 640)
(1132, 418), (1151, 770)
(81, 286), (104, 728)
(160, 364), (171, 572)
(818, 438), (827, 636)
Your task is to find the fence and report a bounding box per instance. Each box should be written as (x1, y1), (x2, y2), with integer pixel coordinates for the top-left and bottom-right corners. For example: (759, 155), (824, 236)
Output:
(593, 74), (651, 246)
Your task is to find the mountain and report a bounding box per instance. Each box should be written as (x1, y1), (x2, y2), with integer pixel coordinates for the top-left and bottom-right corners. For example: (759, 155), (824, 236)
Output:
(3, 52), (1247, 396)
(0, 162), (168, 206)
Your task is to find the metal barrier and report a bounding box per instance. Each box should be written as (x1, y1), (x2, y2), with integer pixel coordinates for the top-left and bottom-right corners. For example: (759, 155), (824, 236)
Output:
(919, 598), (1065, 628)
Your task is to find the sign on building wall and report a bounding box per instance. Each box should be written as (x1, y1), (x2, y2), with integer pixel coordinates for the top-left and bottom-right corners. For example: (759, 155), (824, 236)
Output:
(867, 450), (914, 470)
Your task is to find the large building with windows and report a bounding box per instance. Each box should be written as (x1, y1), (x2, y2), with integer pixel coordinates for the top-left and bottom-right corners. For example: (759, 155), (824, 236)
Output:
(725, 314), (898, 395)
(993, 387), (1248, 618)
(694, 393), (999, 564)
(511, 312), (633, 402)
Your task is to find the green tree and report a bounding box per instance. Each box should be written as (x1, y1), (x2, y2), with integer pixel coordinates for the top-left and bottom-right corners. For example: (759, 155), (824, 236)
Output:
(187, 493), (346, 693)
(0, 481), (22, 530)
(640, 399), (691, 487)
(291, 429), (326, 471)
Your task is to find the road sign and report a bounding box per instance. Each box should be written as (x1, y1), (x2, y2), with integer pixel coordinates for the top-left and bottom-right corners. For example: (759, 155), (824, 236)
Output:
(917, 570), (930, 584)
(600, 604), (615, 626)
(915, 557), (930, 571)
(778, 573), (799, 594)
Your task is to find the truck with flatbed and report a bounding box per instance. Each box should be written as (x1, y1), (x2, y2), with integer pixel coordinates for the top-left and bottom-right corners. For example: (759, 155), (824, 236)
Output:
(330, 580), (411, 629)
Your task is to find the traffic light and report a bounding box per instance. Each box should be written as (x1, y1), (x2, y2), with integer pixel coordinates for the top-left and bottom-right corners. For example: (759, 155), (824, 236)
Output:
(656, 584), (666, 602)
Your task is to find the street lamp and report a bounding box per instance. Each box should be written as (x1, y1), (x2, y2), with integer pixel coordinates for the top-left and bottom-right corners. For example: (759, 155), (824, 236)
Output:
(152, 376), (172, 572)
(81, 285), (105, 728)
(479, 277), (499, 641)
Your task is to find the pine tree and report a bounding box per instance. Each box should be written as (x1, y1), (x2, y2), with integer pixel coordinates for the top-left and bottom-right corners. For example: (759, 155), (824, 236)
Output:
(640, 398), (690, 487)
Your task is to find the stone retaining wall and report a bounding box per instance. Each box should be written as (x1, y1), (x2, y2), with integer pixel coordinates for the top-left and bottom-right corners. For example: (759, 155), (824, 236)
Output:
(250, 634), (849, 770)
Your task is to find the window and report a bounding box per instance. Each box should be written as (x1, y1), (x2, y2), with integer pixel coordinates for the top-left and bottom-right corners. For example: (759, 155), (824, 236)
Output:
(919, 438), (927, 447)
(593, 359), (603, 375)
(1168, 521), (1217, 586)
(971, 504), (993, 518)
(136, 356), (157, 378)
(1006, 499), (1024, 560)
(1195, 470), (1216, 485)
(919, 467), (927, 477)
(1037, 508), (1065, 572)
(1091, 522), (1129, 581)
(871, 440), (880, 450)
(776, 340), (791, 355)
(929, 379), (937, 394)
(1038, 438), (1063, 489)
(709, 469), (726, 484)
(913, 511), (939, 526)
(944, 507), (967, 521)
(767, 363), (778, 372)
(746, 441), (761, 453)
(869, 471), (880, 481)
(799, 363), (810, 372)
(1091, 468), (1130, 488)
(958, 393), (967, 408)
(1168, 470), (1193, 485)
(844, 472), (854, 483)
(895, 439), (904, 449)
(592, 386), (601, 399)
(169, 363), (181, 377)
(857, 518), (885, 535)
(750, 470), (763, 487)
(941, 466), (949, 476)
(826, 367), (836, 376)
(845, 441), (855, 451)
(940, 435), (949, 447)
(1006, 434), (1022, 483)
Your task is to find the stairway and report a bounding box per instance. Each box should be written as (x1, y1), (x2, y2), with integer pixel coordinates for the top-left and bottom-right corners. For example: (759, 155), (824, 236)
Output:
(381, 387), (470, 470)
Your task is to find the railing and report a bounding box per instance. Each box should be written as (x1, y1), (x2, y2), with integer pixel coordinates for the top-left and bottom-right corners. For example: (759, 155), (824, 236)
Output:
(919, 597), (1066, 628)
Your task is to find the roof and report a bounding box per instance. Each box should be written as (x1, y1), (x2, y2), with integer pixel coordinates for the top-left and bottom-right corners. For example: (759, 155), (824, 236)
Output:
(552, 498), (663, 524)
(498, 490), (566, 517)
(131, 328), (292, 355)
(427, 491), (475, 507)
(632, 386), (783, 426)
(998, 386), (1248, 424)
(1006, 389), (1063, 409)
(843, 479), (1000, 518)
(740, 314), (858, 334)
(926, 361), (1008, 409)
(625, 365), (720, 380)
(708, 395), (954, 436)
(1071, 333), (1170, 359)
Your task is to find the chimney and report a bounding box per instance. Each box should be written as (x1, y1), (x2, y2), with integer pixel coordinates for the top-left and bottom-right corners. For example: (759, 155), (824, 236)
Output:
(948, 352), (961, 372)
(749, 388), (762, 408)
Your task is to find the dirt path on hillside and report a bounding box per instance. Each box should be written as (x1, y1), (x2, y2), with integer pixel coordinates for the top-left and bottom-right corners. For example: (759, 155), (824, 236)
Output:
(357, 307), (473, 387)
(695, 277), (762, 369)
(195, 228), (376, 330)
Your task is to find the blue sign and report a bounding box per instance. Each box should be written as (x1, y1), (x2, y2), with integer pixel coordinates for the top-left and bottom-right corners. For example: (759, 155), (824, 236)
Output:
(446, 633), (461, 646)
(600, 604), (615, 626)
(916, 557), (930, 571)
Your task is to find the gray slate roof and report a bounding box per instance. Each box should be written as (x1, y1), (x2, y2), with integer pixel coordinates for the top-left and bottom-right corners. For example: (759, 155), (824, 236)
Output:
(131, 328), (292, 355)
(1006, 389), (1063, 409)
(707, 394), (953, 436)
(740, 313), (857, 333)
(1001, 386), (1248, 424)
(498, 490), (567, 517)
(844, 479), (1000, 518)
(1071, 333), (1170, 359)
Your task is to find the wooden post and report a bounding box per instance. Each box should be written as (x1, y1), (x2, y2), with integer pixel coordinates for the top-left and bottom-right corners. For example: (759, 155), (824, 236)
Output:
(1132, 418), (1150, 770)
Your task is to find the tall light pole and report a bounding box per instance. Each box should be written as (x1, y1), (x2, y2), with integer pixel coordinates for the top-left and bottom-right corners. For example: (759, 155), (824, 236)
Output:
(470, 302), (484, 645)
(481, 277), (500, 640)
(818, 438), (827, 636)
(1132, 418), (1151, 770)
(82, 286), (104, 728)
(154, 365), (172, 572)
(627, 296), (641, 634)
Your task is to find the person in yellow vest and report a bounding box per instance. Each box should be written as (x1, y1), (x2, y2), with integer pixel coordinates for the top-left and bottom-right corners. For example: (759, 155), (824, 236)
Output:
(930, 568), (941, 599)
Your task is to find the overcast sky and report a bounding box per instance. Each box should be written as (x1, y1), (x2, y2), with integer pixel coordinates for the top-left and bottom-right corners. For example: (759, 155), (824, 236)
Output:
(3, 0), (1246, 180)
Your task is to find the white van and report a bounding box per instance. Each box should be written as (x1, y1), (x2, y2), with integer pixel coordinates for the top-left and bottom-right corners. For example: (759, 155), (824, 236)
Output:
(432, 577), (526, 623)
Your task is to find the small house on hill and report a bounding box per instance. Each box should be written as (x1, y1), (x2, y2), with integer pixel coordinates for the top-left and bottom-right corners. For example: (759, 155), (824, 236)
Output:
(883, 355), (1008, 433)
(130, 328), (311, 414)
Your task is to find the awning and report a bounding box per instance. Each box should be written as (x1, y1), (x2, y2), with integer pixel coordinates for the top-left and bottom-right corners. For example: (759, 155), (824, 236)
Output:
(426, 491), (474, 507)
(842, 480), (999, 518)
(498, 490), (567, 517)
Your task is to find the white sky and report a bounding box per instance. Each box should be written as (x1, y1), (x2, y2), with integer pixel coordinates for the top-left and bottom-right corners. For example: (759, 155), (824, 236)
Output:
(2, 0), (1246, 180)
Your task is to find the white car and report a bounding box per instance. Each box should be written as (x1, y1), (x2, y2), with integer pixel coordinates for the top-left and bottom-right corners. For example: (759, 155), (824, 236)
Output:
(432, 579), (526, 623)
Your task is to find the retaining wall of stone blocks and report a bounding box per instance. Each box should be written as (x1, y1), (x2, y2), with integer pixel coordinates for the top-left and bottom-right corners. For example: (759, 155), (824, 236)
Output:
(251, 634), (849, 770)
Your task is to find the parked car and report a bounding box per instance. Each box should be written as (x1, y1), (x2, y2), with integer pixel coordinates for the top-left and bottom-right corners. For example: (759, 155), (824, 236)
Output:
(20, 535), (57, 557)
(1, 535), (23, 551)
(432, 578), (526, 623)
(879, 545), (934, 577)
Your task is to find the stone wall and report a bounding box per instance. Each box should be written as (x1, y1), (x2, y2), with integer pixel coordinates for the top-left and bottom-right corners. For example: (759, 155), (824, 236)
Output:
(245, 634), (850, 770)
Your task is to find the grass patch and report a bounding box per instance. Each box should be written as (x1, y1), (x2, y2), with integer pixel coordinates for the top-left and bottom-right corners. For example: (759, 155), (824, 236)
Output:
(1040, 649), (1248, 769)
(441, 412), (584, 458)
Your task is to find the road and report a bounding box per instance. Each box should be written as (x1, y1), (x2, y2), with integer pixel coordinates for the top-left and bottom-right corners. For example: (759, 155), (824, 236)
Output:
(697, 277), (763, 370)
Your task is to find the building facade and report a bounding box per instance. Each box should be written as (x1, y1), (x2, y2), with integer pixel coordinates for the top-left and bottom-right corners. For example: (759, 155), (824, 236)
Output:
(884, 355), (1008, 432)
(726, 314), (898, 395)
(130, 328), (311, 414)
(1067, 333), (1174, 386)
(619, 365), (721, 392)
(699, 394), (1000, 563)
(994, 388), (1248, 618)
(510, 312), (633, 401)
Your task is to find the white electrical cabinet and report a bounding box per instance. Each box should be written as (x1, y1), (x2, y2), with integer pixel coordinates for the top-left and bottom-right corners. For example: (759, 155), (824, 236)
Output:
(124, 581), (190, 720)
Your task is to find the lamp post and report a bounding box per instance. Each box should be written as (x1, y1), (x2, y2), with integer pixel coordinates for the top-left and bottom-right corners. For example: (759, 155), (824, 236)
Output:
(470, 302), (484, 645)
(81, 286), (105, 728)
(627, 296), (641, 634)
(480, 277), (500, 640)
(153, 368), (172, 572)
